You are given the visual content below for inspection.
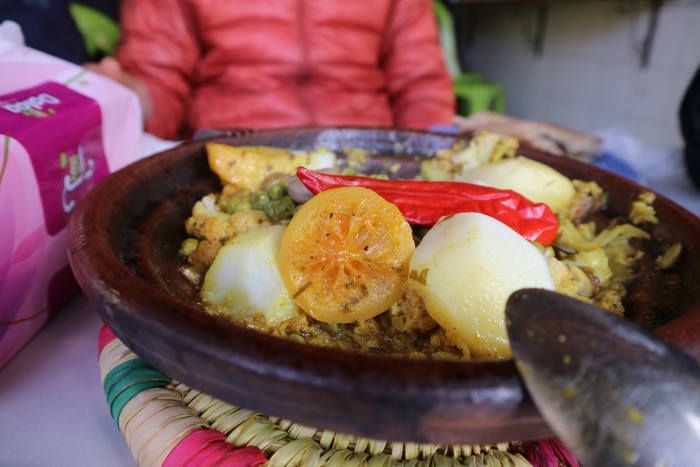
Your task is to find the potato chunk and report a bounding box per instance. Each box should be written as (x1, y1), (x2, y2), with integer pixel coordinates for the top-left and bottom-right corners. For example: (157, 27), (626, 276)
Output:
(202, 225), (300, 326)
(457, 156), (575, 214)
(407, 213), (555, 359)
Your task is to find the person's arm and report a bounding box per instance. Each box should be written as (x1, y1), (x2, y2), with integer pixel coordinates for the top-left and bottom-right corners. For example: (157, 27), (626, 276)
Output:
(381, 0), (455, 129)
(115, 0), (201, 139)
(84, 56), (154, 125)
(455, 111), (601, 161)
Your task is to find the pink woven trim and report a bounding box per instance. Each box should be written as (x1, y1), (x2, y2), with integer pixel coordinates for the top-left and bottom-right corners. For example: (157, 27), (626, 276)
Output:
(98, 324), (117, 355)
(163, 429), (267, 467)
(523, 438), (580, 467)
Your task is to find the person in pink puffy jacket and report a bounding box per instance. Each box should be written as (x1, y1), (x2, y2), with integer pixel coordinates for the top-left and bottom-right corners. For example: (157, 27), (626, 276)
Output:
(87, 0), (456, 140)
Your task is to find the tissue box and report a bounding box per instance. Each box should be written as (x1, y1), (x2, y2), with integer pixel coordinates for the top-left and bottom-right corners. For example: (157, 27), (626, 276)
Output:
(0, 22), (143, 368)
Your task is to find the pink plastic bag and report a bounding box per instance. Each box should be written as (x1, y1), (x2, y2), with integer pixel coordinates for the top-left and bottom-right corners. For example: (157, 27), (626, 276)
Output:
(0, 22), (143, 368)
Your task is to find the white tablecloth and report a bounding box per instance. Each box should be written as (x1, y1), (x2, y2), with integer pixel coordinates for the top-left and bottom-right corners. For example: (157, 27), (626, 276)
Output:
(0, 159), (697, 467)
(0, 295), (135, 466)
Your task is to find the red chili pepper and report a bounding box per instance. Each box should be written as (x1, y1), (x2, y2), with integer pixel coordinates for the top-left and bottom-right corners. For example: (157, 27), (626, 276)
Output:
(296, 167), (559, 246)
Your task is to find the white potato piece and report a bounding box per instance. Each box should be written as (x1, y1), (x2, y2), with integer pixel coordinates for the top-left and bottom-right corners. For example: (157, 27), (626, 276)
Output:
(457, 156), (575, 214)
(407, 212), (555, 359)
(202, 224), (300, 326)
(292, 148), (337, 170)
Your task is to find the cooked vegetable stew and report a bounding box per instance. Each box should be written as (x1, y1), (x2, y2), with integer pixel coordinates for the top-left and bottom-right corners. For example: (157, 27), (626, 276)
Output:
(178, 133), (680, 360)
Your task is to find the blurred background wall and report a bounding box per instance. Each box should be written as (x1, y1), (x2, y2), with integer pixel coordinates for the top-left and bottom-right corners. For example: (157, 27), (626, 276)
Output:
(454, 0), (700, 148)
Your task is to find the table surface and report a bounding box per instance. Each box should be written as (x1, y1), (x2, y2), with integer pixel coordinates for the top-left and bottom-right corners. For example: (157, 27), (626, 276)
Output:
(1, 158), (698, 467)
(0, 294), (135, 467)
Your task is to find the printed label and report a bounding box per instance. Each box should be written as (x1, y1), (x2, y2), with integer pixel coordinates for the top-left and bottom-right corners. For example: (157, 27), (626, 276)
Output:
(0, 82), (109, 235)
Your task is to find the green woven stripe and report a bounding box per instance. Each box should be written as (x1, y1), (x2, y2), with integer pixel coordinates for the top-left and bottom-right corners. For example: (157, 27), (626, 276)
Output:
(110, 380), (171, 422)
(103, 358), (171, 422)
(104, 365), (168, 401)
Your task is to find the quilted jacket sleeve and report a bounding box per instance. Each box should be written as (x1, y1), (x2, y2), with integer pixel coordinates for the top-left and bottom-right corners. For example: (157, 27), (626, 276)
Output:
(116, 0), (200, 139)
(382, 0), (455, 129)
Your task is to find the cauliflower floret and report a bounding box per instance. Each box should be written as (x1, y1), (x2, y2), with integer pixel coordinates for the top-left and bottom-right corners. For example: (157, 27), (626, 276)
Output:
(188, 239), (223, 267)
(630, 192), (659, 225)
(547, 256), (625, 315)
(423, 132), (518, 181)
(185, 194), (230, 240)
(229, 209), (272, 235)
(595, 289), (625, 315)
(192, 193), (222, 217)
(547, 256), (594, 299)
(183, 193), (272, 268)
(563, 180), (606, 221)
(449, 131), (518, 173)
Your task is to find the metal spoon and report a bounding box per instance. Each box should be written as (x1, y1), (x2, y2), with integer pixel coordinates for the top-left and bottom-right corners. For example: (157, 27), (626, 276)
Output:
(505, 288), (700, 467)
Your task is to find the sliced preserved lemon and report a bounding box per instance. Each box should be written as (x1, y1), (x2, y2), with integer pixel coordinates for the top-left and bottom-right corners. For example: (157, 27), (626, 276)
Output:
(279, 187), (415, 323)
(206, 144), (336, 191)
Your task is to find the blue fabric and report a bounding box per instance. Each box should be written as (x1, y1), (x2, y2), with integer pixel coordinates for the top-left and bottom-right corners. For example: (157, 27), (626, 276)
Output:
(429, 124), (460, 134)
(592, 152), (641, 182)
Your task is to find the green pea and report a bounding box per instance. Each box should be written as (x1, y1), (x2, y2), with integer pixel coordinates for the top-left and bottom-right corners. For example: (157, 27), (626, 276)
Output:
(179, 238), (198, 257)
(288, 334), (306, 344)
(251, 191), (270, 210)
(264, 196), (296, 221)
(223, 198), (252, 213)
(267, 181), (286, 200)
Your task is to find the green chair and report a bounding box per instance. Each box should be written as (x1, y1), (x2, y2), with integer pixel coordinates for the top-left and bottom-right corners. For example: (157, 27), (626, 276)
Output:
(69, 2), (121, 60)
(432, 0), (506, 116)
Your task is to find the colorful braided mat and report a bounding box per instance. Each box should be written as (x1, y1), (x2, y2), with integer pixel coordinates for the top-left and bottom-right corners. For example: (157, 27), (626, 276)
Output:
(98, 325), (578, 467)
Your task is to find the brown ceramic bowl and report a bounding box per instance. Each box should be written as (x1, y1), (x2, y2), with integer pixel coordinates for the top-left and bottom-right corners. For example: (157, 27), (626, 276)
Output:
(67, 127), (700, 445)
